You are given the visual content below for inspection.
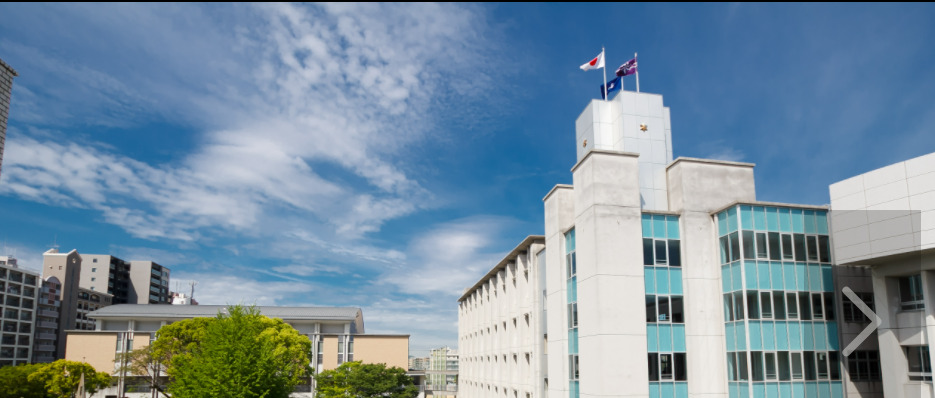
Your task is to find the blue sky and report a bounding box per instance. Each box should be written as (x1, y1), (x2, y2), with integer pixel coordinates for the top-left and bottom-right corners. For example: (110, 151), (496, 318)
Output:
(1, 3), (933, 355)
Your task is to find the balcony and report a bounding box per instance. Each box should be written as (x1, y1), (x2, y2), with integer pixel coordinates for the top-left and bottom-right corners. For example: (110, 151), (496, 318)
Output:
(35, 344), (55, 352)
(37, 321), (57, 329)
(39, 310), (58, 318)
(38, 298), (59, 307)
(37, 333), (55, 340)
(34, 355), (55, 363)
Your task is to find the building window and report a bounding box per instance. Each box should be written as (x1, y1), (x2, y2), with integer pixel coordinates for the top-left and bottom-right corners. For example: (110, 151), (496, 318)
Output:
(900, 275), (924, 311)
(569, 355), (579, 380)
(648, 353), (686, 381)
(843, 292), (875, 323)
(907, 346), (932, 381)
(646, 295), (684, 323)
(568, 303), (577, 328)
(848, 350), (881, 381)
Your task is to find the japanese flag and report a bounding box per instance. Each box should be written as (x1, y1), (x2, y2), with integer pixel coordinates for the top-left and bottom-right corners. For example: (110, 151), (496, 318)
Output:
(579, 50), (604, 71)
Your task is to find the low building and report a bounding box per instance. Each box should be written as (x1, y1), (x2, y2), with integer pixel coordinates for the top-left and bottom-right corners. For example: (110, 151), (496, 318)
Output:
(65, 304), (410, 397)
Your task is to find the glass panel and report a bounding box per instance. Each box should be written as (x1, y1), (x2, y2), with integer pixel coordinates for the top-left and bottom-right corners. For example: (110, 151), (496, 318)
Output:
(660, 353), (673, 380)
(812, 294), (824, 320)
(724, 294), (734, 322)
(734, 291), (745, 321)
(644, 238), (655, 266)
(747, 290), (759, 320)
(727, 353), (737, 381)
(817, 352), (829, 379)
(675, 353), (687, 381)
(658, 296), (670, 322)
(773, 292), (786, 320)
(646, 295), (657, 323)
(756, 233), (768, 259)
(765, 352), (777, 380)
(804, 351), (816, 380)
(807, 236), (819, 261)
(729, 232), (740, 262)
(672, 296), (684, 323)
(781, 234), (793, 260)
(791, 352), (803, 380)
(761, 292), (773, 319)
(824, 292), (835, 320)
(778, 352), (791, 381)
(668, 240), (681, 267)
(787, 293), (798, 319)
(738, 352), (749, 381)
(751, 351), (764, 381)
(799, 292), (812, 320)
(655, 240), (668, 265)
(768, 232), (781, 261)
(829, 352), (840, 380)
(818, 236), (831, 263)
(743, 231), (755, 259)
(648, 353), (659, 381)
(720, 236), (729, 264)
(794, 234), (807, 262)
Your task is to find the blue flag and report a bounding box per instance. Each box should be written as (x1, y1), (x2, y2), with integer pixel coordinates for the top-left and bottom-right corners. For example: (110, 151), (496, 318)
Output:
(600, 76), (621, 99)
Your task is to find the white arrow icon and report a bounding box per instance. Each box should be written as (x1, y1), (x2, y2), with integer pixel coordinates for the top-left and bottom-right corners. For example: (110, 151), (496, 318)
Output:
(841, 286), (882, 356)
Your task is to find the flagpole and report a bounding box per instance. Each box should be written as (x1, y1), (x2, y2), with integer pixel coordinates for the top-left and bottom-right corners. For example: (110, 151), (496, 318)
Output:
(602, 46), (608, 101)
(635, 52), (640, 93)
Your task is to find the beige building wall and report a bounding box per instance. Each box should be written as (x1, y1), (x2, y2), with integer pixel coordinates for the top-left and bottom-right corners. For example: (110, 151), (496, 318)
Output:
(65, 332), (118, 373)
(322, 335), (339, 370)
(354, 335), (409, 369)
(43, 249), (82, 359)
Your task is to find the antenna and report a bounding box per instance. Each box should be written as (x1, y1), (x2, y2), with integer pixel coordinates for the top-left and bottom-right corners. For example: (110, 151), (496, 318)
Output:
(48, 235), (60, 251)
(189, 280), (198, 299)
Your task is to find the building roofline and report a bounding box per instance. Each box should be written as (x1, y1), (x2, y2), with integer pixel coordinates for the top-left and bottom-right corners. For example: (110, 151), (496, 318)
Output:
(665, 156), (755, 171)
(88, 304), (363, 321)
(542, 184), (574, 202)
(458, 235), (545, 303)
(710, 200), (830, 216)
(570, 149), (640, 173)
(0, 58), (18, 77)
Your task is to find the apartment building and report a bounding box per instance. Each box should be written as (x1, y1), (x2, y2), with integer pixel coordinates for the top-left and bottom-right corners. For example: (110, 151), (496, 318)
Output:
(0, 57), (16, 182)
(76, 287), (113, 330)
(128, 261), (170, 304)
(32, 275), (61, 363)
(0, 256), (39, 366)
(65, 304), (410, 397)
(41, 248), (82, 360)
(458, 90), (891, 398)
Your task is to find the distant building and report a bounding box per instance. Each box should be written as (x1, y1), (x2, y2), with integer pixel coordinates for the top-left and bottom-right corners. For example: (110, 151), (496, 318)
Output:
(428, 346), (459, 396)
(129, 260), (170, 304)
(33, 276), (61, 363)
(0, 57), (17, 182)
(410, 356), (430, 370)
(76, 287), (112, 331)
(0, 255), (40, 366)
(79, 255), (171, 304)
(41, 248), (81, 360)
(66, 304), (411, 397)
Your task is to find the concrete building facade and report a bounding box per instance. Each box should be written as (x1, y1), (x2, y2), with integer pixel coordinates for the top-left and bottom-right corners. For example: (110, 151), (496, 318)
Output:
(41, 248), (82, 360)
(128, 260), (170, 304)
(829, 151), (935, 398)
(33, 276), (61, 363)
(80, 254), (132, 304)
(458, 90), (885, 398)
(0, 256), (39, 366)
(0, 57), (16, 182)
(459, 236), (547, 398)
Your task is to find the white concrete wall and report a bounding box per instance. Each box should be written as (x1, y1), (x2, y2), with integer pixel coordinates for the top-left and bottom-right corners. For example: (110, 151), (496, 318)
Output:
(544, 186), (575, 398)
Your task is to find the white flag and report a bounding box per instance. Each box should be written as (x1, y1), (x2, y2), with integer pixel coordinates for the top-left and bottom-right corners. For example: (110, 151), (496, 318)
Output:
(579, 50), (605, 71)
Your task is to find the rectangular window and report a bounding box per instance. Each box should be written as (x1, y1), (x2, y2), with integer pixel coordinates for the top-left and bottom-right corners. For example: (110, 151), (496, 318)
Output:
(848, 350), (881, 381)
(824, 292), (835, 320)
(793, 234), (807, 262)
(729, 232), (741, 262)
(907, 346), (932, 381)
(738, 352), (749, 381)
(671, 297), (684, 323)
(818, 236), (831, 263)
(566, 253), (577, 279)
(734, 291), (745, 321)
(804, 351), (816, 381)
(900, 275), (924, 311)
(660, 353), (673, 380)
(644, 238), (655, 266)
(799, 292), (812, 320)
(727, 353), (737, 381)
(756, 232), (768, 259)
(778, 352), (791, 381)
(829, 352), (840, 380)
(773, 291), (786, 320)
(787, 293), (798, 319)
(781, 234), (794, 260)
(658, 296), (670, 322)
(791, 352), (803, 380)
(806, 236), (819, 261)
(843, 292), (875, 323)
(724, 294), (735, 322)
(747, 291), (760, 320)
(768, 232), (781, 261)
(570, 355), (579, 380)
(765, 352), (777, 380)
(648, 353), (659, 381)
(568, 303), (578, 328)
(761, 291), (773, 319)
(742, 230), (756, 260)
(647, 295), (658, 323)
(674, 353), (687, 381)
(655, 240), (668, 265)
(816, 352), (829, 380)
(751, 351), (764, 381)
(719, 236), (729, 264)
(812, 293), (824, 320)
(668, 240), (681, 267)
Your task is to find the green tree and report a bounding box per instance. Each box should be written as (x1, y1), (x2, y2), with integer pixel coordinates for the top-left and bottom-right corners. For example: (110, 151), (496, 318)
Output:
(27, 360), (112, 398)
(163, 304), (312, 398)
(314, 361), (419, 398)
(0, 363), (50, 398)
(116, 345), (170, 398)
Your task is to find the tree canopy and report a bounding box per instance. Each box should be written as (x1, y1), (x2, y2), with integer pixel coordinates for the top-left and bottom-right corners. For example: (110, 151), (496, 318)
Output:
(0, 363), (50, 398)
(26, 360), (112, 398)
(160, 304), (312, 398)
(314, 361), (419, 398)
